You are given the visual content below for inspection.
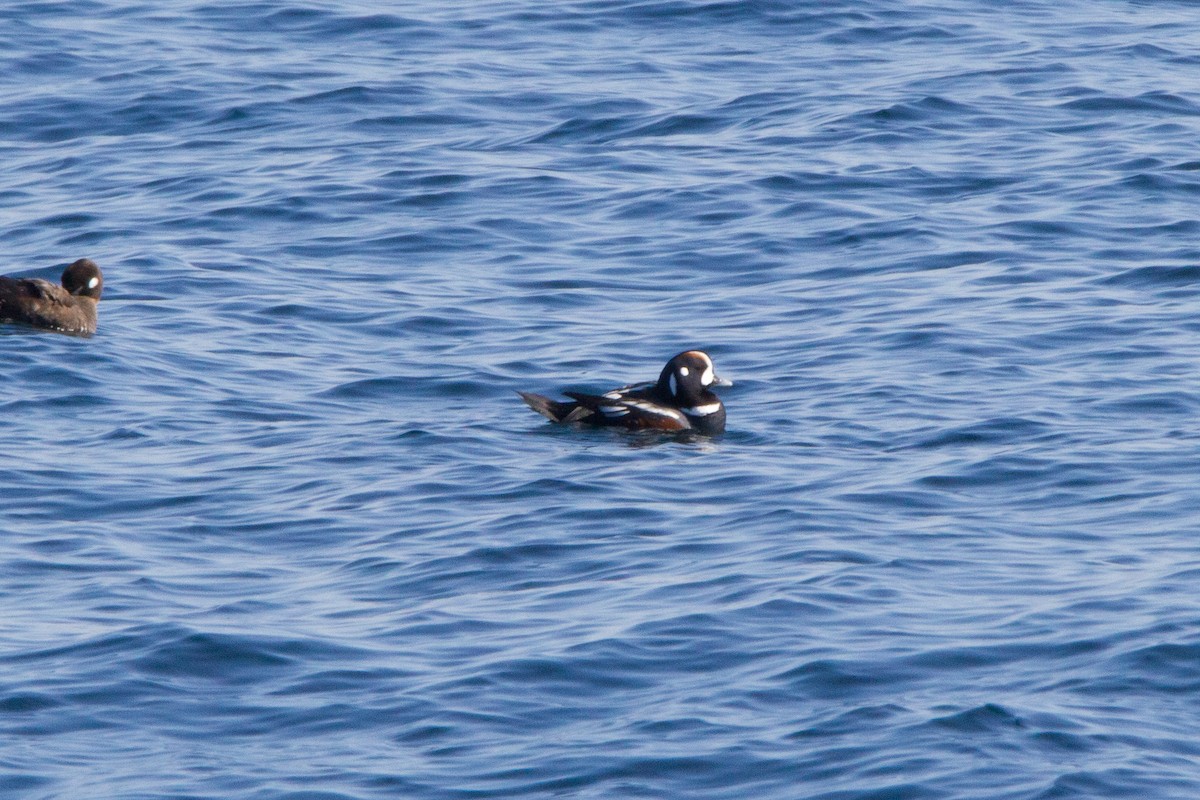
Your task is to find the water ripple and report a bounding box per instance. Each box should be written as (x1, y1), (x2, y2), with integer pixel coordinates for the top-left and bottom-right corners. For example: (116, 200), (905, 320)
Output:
(3, 0), (1200, 798)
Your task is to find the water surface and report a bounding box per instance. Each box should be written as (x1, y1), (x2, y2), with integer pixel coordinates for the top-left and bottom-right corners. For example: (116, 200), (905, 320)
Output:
(3, 2), (1200, 798)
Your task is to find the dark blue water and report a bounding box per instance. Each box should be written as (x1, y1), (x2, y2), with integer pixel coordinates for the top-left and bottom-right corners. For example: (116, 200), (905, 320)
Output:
(3, 2), (1200, 798)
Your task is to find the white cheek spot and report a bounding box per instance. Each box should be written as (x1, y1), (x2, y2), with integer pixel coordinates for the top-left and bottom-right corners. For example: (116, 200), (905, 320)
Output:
(679, 366), (689, 377)
(87, 277), (99, 289)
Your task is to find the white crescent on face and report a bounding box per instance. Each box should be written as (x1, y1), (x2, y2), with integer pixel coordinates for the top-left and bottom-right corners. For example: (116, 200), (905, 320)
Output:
(697, 353), (714, 386)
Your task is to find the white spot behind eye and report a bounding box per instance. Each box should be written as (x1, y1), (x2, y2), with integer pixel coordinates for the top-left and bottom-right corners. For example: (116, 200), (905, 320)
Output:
(87, 277), (99, 289)
(679, 366), (689, 377)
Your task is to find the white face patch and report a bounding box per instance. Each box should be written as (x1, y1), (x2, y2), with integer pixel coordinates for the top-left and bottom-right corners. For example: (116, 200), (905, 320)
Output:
(678, 366), (689, 377)
(87, 277), (99, 289)
(698, 353), (714, 387)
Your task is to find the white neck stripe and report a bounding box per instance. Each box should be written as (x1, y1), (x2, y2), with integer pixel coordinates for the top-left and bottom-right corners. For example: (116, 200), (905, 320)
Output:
(682, 402), (721, 416)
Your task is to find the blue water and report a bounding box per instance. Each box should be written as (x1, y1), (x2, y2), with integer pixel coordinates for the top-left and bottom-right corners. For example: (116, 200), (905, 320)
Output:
(3, 1), (1200, 797)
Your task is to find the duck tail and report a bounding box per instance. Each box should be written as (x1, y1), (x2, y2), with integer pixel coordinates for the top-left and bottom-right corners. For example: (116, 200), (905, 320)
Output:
(518, 391), (588, 423)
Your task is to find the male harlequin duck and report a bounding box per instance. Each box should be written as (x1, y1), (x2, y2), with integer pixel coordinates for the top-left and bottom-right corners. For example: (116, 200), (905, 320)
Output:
(0, 258), (103, 336)
(519, 350), (731, 435)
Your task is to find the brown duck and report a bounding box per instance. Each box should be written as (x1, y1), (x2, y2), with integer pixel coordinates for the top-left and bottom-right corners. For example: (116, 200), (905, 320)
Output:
(0, 258), (103, 336)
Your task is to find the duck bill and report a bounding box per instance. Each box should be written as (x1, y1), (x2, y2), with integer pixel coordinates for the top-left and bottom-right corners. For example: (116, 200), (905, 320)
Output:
(711, 374), (732, 388)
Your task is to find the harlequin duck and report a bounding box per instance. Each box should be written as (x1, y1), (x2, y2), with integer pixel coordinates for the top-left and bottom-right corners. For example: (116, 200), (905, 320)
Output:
(0, 258), (103, 336)
(519, 350), (731, 435)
